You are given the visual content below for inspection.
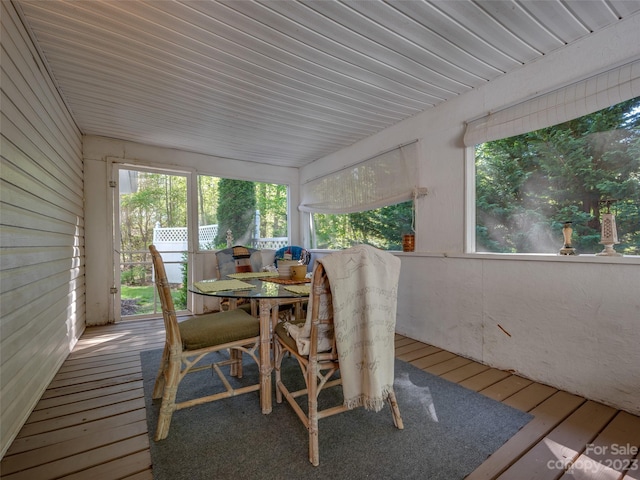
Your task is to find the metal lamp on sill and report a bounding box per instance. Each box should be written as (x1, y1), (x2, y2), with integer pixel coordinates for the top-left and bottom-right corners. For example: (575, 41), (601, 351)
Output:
(596, 200), (623, 257)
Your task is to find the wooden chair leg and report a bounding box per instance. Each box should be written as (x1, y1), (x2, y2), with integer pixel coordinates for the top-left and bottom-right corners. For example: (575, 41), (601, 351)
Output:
(152, 344), (170, 399)
(230, 348), (243, 378)
(387, 390), (404, 430)
(155, 356), (181, 441)
(274, 344), (283, 404)
(308, 401), (319, 466)
(236, 350), (243, 378)
(308, 361), (320, 466)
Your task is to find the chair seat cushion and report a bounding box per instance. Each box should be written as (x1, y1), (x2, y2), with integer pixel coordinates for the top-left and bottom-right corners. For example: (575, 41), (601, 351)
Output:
(179, 309), (260, 351)
(275, 319), (306, 353)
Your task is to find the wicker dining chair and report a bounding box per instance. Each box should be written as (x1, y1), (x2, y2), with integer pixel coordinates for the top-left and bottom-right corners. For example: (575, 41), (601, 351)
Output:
(274, 245), (311, 267)
(214, 245), (261, 312)
(149, 245), (261, 441)
(215, 245), (261, 278)
(215, 245), (298, 321)
(273, 258), (404, 466)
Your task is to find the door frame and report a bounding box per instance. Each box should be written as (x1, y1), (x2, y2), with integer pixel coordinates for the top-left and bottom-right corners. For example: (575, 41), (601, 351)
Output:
(109, 159), (195, 322)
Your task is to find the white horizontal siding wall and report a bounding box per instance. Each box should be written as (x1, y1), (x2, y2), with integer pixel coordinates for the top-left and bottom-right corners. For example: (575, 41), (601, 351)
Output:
(0, 2), (84, 457)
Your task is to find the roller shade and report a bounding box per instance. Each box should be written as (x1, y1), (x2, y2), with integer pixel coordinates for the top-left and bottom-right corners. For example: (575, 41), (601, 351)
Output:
(464, 59), (640, 147)
(299, 141), (419, 214)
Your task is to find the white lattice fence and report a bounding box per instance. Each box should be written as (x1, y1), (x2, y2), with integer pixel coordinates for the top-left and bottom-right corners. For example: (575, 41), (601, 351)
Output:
(199, 225), (218, 246)
(152, 226), (186, 243)
(253, 238), (288, 249)
(153, 224), (218, 282)
(153, 224), (218, 247)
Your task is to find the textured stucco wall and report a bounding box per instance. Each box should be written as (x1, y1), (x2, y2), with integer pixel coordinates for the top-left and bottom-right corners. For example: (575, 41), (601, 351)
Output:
(396, 254), (640, 415)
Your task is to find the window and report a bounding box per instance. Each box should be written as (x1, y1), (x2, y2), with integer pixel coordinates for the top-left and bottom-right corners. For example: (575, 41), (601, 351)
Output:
(197, 175), (289, 250)
(301, 141), (421, 251)
(474, 98), (640, 255)
(311, 201), (413, 250)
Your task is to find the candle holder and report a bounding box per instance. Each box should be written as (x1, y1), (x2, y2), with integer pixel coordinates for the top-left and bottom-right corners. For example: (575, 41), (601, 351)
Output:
(559, 221), (576, 255)
(596, 200), (622, 257)
(402, 233), (415, 252)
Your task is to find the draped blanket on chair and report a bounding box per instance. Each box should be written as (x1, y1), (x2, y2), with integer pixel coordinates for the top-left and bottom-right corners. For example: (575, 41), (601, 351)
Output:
(285, 244), (401, 412)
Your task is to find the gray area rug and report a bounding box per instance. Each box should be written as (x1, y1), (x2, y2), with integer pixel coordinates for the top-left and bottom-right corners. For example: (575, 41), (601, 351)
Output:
(141, 349), (531, 480)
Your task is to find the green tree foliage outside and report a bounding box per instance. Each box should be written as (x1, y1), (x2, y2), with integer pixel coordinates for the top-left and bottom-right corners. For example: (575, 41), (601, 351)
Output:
(476, 97), (640, 255)
(312, 201), (413, 250)
(121, 174), (289, 262)
(215, 178), (257, 247)
(120, 173), (288, 315)
(120, 173), (188, 286)
(119, 172), (189, 313)
(197, 174), (218, 227)
(255, 182), (288, 239)
(197, 176), (288, 249)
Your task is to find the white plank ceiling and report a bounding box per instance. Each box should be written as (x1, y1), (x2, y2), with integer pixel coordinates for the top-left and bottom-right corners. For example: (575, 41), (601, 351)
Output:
(14, 0), (640, 167)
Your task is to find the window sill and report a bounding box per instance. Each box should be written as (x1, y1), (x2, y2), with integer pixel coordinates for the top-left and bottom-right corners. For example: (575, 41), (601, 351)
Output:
(395, 251), (640, 265)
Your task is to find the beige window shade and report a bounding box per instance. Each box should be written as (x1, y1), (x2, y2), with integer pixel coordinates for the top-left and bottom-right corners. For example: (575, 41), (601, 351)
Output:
(464, 59), (640, 147)
(299, 141), (419, 214)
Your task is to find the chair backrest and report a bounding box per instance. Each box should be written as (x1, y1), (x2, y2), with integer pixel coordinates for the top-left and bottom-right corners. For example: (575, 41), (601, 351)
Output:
(215, 245), (260, 278)
(274, 246), (311, 266)
(149, 245), (181, 347)
(308, 262), (338, 360)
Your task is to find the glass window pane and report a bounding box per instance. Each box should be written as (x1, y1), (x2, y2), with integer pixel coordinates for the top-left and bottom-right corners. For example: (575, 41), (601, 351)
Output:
(119, 170), (188, 317)
(198, 175), (289, 250)
(311, 201), (413, 251)
(474, 97), (640, 255)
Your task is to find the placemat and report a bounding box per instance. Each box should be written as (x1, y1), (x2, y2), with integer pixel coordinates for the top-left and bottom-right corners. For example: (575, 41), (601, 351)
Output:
(261, 277), (311, 285)
(283, 285), (311, 295)
(194, 279), (255, 293)
(227, 271), (279, 279)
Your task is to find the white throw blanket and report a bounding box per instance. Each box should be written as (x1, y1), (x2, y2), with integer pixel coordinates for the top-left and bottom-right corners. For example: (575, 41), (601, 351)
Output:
(284, 244), (401, 412)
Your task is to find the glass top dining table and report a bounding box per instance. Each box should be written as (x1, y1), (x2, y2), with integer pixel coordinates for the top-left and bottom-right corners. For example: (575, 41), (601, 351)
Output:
(189, 275), (309, 414)
(190, 276), (310, 300)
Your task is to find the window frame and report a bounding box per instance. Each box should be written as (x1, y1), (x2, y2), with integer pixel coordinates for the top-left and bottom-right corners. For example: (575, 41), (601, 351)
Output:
(463, 60), (640, 260)
(465, 132), (640, 260)
(195, 174), (292, 252)
(307, 199), (415, 251)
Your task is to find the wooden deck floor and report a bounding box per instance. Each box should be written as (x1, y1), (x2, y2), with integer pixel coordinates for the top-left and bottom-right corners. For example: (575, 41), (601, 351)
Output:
(2, 318), (639, 479)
